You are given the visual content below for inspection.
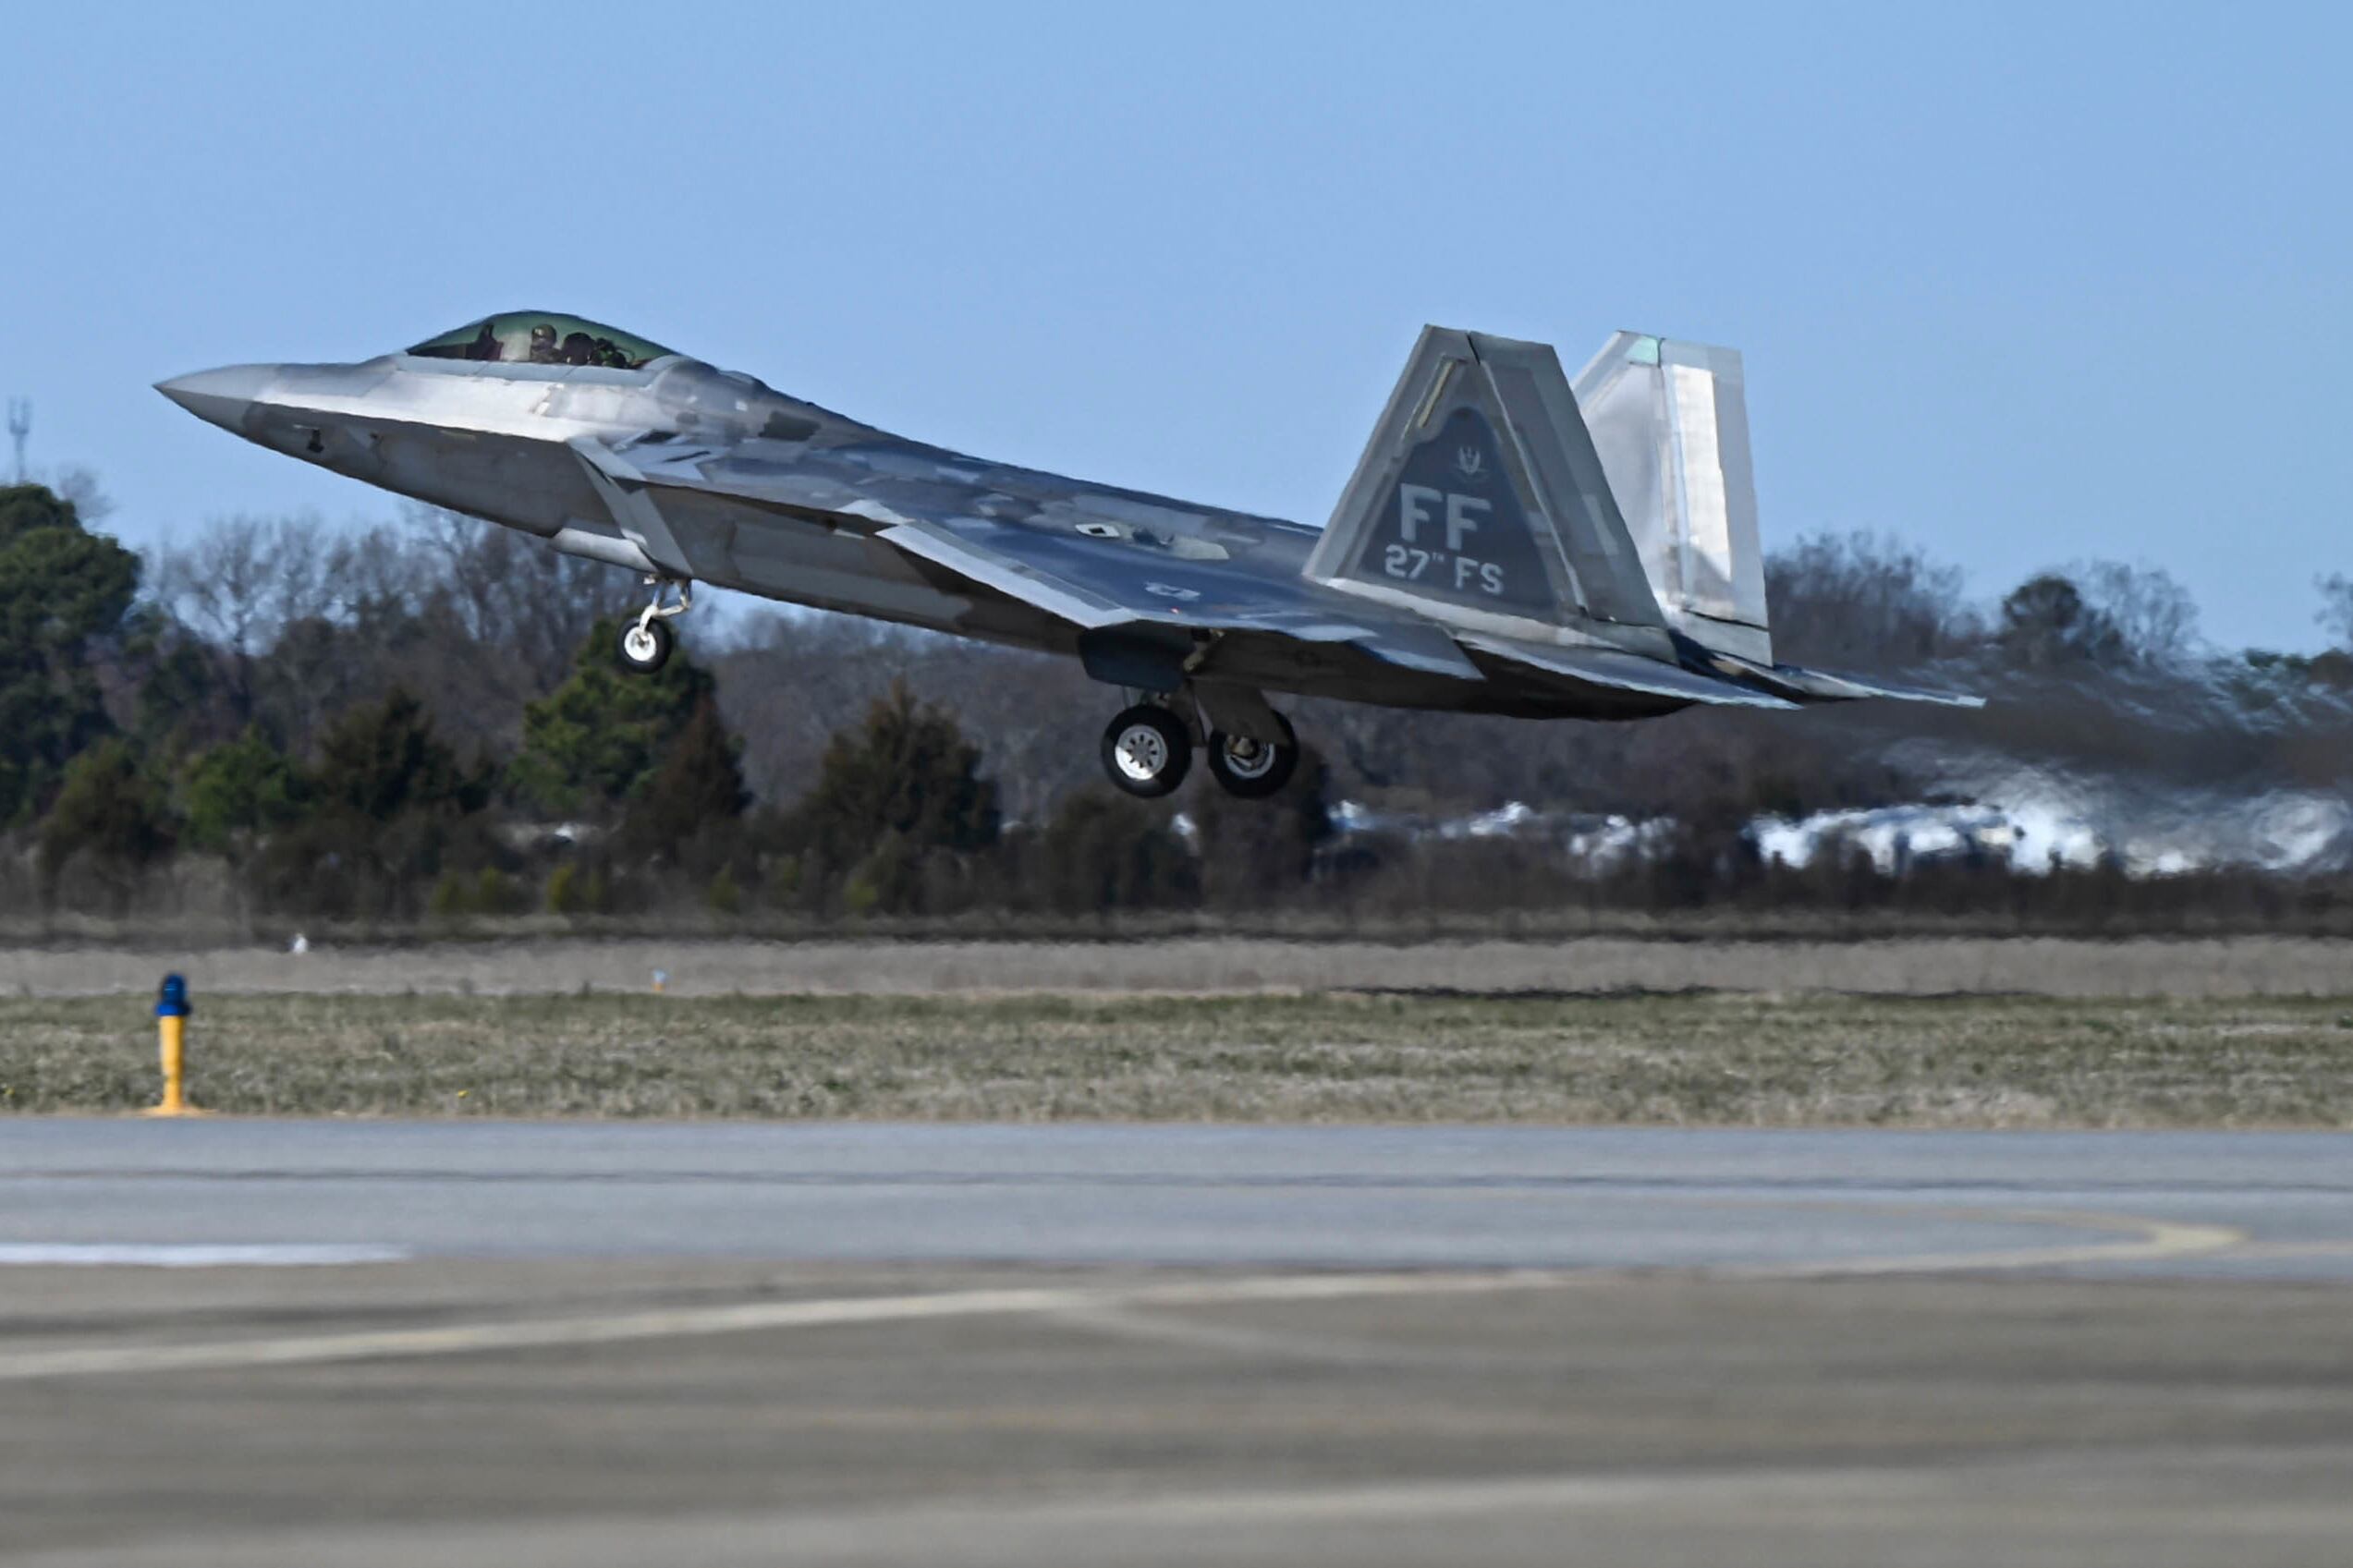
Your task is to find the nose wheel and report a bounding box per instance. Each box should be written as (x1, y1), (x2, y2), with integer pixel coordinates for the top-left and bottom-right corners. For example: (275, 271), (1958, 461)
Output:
(616, 577), (692, 675)
(618, 616), (674, 673)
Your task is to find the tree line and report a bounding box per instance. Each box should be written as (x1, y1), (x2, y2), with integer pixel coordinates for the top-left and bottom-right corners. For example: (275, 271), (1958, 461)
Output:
(5, 480), (2350, 930)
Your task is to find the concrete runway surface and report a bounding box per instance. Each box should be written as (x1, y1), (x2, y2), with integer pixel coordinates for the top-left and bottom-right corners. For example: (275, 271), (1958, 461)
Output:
(5, 1123), (2353, 1566)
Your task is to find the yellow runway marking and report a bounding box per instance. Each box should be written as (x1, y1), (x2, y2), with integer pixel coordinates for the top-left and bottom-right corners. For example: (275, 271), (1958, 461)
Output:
(1730, 1209), (2246, 1279)
(2194, 1238), (2353, 1261)
(0, 1207), (2248, 1383)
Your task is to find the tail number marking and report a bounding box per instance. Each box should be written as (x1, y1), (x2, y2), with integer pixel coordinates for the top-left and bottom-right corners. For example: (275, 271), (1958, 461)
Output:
(1389, 485), (1505, 595)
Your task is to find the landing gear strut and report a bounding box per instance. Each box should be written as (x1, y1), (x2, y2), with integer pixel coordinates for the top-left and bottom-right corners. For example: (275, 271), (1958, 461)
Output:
(618, 577), (692, 674)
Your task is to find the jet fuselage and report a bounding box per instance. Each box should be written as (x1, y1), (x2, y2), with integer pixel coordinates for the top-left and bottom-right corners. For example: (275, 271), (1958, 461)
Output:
(159, 347), (1571, 717)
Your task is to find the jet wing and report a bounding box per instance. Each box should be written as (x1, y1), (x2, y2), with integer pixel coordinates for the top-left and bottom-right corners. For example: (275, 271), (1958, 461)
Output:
(572, 433), (1484, 684)
(877, 515), (1486, 681)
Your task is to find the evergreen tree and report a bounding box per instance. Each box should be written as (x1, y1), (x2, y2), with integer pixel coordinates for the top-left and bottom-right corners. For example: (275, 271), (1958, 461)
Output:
(180, 725), (307, 857)
(768, 679), (999, 915)
(507, 617), (713, 817)
(0, 484), (141, 825)
(312, 687), (482, 820)
(128, 623), (232, 760)
(1036, 791), (1198, 913)
(1191, 748), (1334, 907)
(37, 739), (176, 906)
(616, 699), (749, 873)
(264, 687), (497, 918)
(793, 678), (998, 860)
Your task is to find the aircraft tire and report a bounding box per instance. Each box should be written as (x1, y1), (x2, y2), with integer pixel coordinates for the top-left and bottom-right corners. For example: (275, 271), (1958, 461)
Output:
(1101, 705), (1191, 798)
(618, 617), (675, 675)
(1205, 713), (1298, 799)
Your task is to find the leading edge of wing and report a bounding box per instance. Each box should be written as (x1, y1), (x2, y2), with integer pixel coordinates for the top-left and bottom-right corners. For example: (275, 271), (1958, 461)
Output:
(1458, 633), (1800, 710)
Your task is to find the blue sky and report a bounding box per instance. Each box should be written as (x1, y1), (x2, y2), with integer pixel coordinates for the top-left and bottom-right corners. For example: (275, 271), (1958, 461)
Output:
(3, 2), (2345, 650)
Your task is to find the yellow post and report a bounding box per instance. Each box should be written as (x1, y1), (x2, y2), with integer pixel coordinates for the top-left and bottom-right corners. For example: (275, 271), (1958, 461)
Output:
(153, 1014), (188, 1114)
(140, 972), (202, 1117)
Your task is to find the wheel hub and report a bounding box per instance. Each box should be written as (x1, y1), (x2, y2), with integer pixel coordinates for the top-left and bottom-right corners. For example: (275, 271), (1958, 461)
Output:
(1115, 724), (1169, 782)
(1221, 737), (1277, 779)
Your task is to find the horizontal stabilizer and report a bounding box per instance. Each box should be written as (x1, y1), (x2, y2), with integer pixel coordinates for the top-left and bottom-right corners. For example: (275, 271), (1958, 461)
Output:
(1676, 642), (1981, 707)
(1457, 633), (1798, 711)
(1758, 662), (1984, 708)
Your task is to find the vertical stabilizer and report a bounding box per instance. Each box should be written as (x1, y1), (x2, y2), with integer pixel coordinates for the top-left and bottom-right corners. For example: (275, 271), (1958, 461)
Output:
(1306, 327), (1665, 647)
(1571, 333), (1772, 665)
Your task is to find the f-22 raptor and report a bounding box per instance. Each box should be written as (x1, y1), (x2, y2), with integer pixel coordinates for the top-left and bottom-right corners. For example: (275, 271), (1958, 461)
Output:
(160, 312), (1975, 800)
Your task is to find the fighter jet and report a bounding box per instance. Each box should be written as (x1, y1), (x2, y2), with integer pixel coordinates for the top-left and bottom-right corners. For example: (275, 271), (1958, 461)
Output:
(158, 312), (1976, 799)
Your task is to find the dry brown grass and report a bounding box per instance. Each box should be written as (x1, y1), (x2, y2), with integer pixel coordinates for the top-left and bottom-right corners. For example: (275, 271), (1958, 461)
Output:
(4, 935), (2350, 1000)
(6, 991), (2351, 1125)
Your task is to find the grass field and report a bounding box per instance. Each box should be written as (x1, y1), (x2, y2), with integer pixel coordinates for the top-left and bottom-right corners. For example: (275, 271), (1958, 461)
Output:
(7, 991), (2352, 1126)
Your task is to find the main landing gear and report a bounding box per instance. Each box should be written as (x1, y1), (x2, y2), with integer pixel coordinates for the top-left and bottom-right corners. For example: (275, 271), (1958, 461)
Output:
(1102, 705), (1192, 797)
(1205, 712), (1298, 799)
(1099, 699), (1299, 801)
(617, 577), (693, 674)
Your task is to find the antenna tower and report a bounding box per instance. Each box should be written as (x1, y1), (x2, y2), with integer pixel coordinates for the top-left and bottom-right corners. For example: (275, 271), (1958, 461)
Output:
(4, 400), (27, 484)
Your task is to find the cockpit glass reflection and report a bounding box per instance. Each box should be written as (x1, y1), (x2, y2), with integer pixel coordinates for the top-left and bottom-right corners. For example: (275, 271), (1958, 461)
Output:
(405, 314), (675, 370)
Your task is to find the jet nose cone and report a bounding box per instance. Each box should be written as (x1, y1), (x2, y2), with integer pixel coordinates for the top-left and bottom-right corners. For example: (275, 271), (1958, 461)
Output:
(155, 364), (274, 432)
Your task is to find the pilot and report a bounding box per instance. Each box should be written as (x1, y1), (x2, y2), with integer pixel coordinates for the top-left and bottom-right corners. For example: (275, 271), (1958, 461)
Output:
(528, 323), (563, 364)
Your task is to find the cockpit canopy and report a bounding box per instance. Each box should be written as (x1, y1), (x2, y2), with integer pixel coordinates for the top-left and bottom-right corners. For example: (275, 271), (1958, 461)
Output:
(405, 312), (676, 371)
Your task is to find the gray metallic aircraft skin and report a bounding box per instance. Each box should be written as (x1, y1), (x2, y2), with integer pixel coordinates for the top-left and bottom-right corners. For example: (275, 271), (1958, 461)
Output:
(157, 314), (1976, 742)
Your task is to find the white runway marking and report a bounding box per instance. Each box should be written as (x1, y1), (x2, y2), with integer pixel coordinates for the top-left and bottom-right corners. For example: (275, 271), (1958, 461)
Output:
(0, 1244), (409, 1268)
(0, 1272), (1557, 1384)
(0, 1206), (2243, 1383)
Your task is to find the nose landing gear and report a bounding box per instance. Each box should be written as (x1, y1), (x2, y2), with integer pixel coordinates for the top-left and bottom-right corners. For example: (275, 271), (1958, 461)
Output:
(617, 577), (693, 674)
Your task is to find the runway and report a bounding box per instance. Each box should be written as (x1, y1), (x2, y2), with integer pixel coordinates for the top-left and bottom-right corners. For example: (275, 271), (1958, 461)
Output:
(6, 1122), (2353, 1564)
(9, 1121), (2353, 1274)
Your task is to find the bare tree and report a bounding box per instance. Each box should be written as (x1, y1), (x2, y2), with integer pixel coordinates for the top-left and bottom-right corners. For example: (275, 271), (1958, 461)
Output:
(1763, 531), (1981, 668)
(156, 515), (332, 651)
(2070, 560), (2201, 667)
(153, 514), (333, 719)
(2320, 573), (2353, 649)
(50, 465), (115, 525)
(408, 506), (642, 692)
(154, 509), (641, 755)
